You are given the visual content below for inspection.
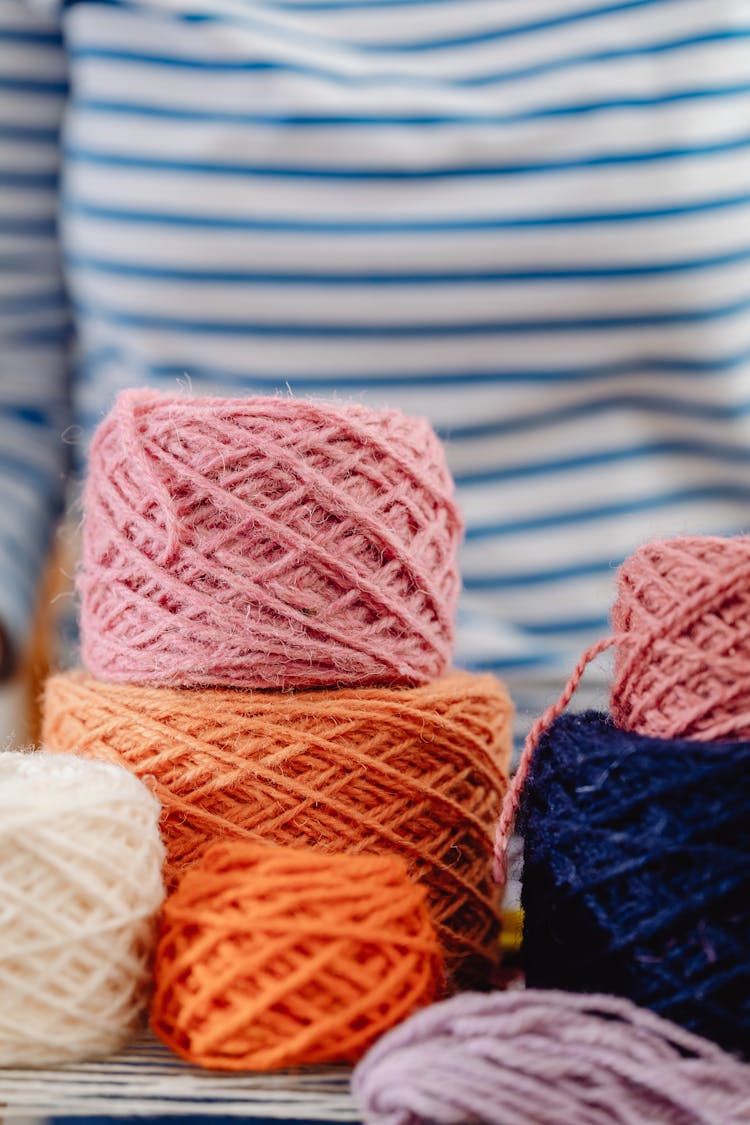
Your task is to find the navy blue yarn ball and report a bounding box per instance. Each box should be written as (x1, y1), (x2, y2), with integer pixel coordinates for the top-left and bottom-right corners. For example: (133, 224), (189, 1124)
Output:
(520, 711), (750, 1056)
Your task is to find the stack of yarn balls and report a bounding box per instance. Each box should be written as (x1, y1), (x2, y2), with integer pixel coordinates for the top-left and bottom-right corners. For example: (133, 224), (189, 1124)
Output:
(348, 535), (750, 1125)
(515, 536), (750, 1055)
(42, 388), (513, 1069)
(5, 386), (747, 1124)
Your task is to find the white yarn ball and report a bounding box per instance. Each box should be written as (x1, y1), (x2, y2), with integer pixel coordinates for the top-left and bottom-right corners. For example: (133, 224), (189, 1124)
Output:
(0, 751), (165, 1066)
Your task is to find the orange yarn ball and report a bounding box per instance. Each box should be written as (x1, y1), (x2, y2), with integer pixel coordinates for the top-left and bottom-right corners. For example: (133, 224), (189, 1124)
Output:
(43, 670), (510, 988)
(151, 842), (444, 1070)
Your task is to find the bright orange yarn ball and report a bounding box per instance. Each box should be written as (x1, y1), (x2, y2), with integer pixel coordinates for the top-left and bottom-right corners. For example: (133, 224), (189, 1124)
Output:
(151, 842), (444, 1070)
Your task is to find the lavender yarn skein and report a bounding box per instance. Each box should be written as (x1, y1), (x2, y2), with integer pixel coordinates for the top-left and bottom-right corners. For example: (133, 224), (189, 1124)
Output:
(352, 990), (750, 1125)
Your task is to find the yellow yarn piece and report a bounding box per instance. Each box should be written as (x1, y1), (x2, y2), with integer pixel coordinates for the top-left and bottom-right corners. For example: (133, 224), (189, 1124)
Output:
(499, 909), (524, 957)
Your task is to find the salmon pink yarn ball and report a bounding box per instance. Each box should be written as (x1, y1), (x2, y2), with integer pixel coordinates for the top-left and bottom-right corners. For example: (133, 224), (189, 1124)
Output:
(611, 536), (750, 741)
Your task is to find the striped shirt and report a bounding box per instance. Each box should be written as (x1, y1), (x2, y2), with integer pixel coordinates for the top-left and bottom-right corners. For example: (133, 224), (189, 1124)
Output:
(2, 0), (750, 711)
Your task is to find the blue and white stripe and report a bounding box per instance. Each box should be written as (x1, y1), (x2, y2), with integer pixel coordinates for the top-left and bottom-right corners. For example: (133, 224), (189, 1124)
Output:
(0, 0), (69, 656)
(2, 0), (750, 695)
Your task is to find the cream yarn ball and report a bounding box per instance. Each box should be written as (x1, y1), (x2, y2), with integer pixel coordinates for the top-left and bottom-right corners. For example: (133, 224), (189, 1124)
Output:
(0, 751), (165, 1066)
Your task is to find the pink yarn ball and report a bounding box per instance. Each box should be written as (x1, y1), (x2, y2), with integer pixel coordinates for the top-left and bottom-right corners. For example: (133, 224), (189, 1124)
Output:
(79, 390), (463, 689)
(610, 535), (750, 741)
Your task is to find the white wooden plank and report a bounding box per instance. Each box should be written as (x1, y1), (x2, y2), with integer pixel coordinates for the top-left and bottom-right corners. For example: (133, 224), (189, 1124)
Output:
(0, 1034), (358, 1120)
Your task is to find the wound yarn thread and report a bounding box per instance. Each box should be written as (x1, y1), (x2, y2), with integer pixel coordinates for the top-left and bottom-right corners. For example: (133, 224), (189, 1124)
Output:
(43, 669), (511, 988)
(610, 535), (750, 741)
(352, 990), (750, 1125)
(0, 751), (165, 1066)
(519, 711), (750, 1056)
(151, 842), (443, 1070)
(79, 389), (462, 690)
(495, 534), (750, 875)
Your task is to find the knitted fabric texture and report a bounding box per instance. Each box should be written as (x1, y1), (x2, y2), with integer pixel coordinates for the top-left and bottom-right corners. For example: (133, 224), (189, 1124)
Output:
(43, 669), (510, 989)
(353, 990), (750, 1125)
(0, 751), (165, 1066)
(611, 535), (750, 740)
(79, 389), (462, 689)
(151, 842), (443, 1070)
(519, 712), (750, 1056)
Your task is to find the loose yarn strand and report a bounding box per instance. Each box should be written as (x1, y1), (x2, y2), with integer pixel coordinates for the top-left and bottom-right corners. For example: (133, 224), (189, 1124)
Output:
(493, 635), (615, 881)
(118, 388), (181, 565)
